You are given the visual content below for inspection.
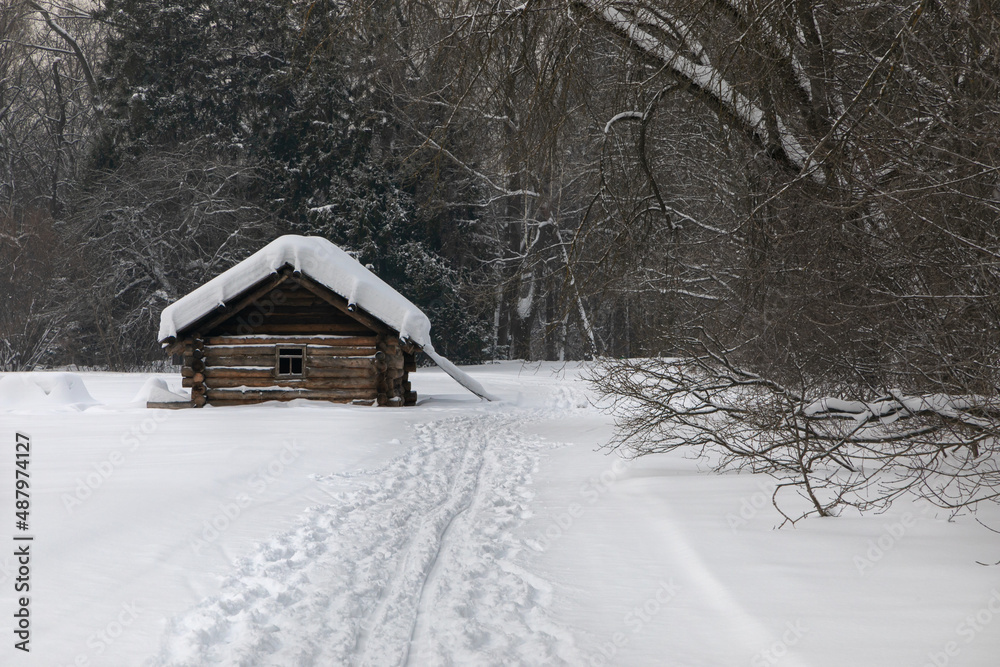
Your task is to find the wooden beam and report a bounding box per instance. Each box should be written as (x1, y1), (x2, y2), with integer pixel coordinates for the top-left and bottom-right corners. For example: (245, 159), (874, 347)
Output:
(206, 397), (363, 406)
(293, 273), (396, 337)
(308, 357), (376, 369)
(205, 377), (377, 390)
(206, 388), (377, 401)
(181, 271), (291, 339)
(212, 323), (372, 334)
(202, 344), (374, 356)
(163, 337), (185, 356)
(307, 346), (377, 357)
(146, 401), (194, 409)
(197, 366), (375, 379)
(205, 335), (378, 347)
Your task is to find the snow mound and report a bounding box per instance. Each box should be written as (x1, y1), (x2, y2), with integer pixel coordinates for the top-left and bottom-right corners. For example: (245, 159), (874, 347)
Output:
(158, 235), (432, 347)
(545, 384), (591, 410)
(0, 373), (99, 411)
(132, 377), (190, 405)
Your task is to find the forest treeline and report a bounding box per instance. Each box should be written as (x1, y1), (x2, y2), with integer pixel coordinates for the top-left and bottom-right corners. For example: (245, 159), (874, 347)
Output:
(3, 0), (1000, 383)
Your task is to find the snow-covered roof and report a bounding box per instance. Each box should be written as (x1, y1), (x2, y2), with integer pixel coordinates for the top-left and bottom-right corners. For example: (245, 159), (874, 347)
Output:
(158, 235), (432, 346)
(158, 235), (496, 401)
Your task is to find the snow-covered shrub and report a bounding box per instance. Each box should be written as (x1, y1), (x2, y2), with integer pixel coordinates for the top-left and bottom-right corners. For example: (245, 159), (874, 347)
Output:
(590, 353), (1000, 524)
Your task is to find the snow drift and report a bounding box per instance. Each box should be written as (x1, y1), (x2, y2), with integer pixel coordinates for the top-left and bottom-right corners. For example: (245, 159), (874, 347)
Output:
(0, 372), (98, 411)
(131, 377), (190, 405)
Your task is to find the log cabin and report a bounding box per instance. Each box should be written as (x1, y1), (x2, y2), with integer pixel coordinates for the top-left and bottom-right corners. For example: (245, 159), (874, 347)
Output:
(154, 235), (494, 408)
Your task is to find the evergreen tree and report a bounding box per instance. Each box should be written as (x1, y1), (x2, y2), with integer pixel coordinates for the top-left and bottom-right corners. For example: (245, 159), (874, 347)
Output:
(82, 0), (487, 363)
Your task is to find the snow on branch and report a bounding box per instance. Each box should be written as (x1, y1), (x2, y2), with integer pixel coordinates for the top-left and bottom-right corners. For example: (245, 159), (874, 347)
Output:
(604, 111), (645, 133)
(802, 391), (1000, 435)
(590, 354), (1000, 521)
(578, 0), (823, 183)
(631, 7), (708, 65)
(716, 0), (812, 100)
(27, 1), (98, 105)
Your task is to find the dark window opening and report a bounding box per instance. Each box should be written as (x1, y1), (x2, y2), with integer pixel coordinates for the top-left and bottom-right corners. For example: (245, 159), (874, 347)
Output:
(277, 348), (304, 376)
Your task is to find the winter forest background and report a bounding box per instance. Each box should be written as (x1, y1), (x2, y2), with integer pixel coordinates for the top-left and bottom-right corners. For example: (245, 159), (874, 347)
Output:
(3, 1), (1000, 518)
(2, 0), (998, 371)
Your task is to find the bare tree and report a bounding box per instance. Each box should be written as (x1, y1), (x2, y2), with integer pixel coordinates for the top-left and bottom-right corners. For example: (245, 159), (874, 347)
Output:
(64, 145), (276, 368)
(572, 0), (1000, 383)
(590, 347), (1000, 523)
(0, 0), (102, 369)
(578, 0), (1000, 521)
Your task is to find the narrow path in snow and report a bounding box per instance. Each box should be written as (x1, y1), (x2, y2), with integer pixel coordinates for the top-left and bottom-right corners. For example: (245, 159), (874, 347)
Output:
(402, 436), (487, 665)
(354, 419), (490, 666)
(146, 409), (581, 667)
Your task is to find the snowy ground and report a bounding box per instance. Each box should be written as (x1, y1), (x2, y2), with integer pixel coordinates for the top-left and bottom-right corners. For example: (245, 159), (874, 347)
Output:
(0, 362), (998, 666)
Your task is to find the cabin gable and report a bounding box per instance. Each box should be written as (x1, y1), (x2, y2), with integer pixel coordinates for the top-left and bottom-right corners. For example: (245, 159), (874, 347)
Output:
(207, 275), (382, 338)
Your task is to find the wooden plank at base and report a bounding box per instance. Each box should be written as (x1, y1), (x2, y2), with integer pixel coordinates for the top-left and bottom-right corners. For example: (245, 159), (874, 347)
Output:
(206, 388), (378, 401)
(205, 377), (377, 390)
(146, 401), (194, 409)
(206, 397), (359, 406)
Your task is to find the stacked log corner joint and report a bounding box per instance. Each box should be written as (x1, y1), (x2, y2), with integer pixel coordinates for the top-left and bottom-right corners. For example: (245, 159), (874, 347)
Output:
(190, 334), (207, 407)
(375, 333), (418, 407)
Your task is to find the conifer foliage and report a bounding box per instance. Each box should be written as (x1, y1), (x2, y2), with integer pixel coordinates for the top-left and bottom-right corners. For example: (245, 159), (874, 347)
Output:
(72, 0), (486, 366)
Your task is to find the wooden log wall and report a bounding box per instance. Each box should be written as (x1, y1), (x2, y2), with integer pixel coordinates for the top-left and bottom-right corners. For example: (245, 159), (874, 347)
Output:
(182, 334), (385, 405)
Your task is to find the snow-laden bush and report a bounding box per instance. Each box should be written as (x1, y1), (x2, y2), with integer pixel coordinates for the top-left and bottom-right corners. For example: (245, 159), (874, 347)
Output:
(590, 353), (1000, 524)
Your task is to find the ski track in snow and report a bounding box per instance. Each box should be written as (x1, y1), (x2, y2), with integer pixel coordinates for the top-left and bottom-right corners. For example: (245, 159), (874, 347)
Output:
(146, 398), (586, 667)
